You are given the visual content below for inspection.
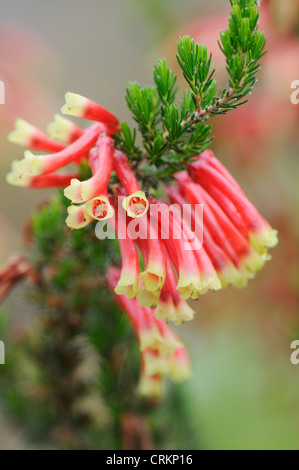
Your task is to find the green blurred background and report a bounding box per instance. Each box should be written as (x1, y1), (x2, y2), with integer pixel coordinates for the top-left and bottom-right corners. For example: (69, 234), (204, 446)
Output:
(0, 0), (299, 450)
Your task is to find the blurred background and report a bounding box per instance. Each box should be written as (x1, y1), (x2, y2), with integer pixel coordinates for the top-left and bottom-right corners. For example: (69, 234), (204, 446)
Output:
(0, 0), (299, 450)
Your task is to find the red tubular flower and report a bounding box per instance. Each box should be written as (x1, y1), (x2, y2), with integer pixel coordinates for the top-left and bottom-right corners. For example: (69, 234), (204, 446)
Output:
(107, 266), (191, 398)
(188, 155), (278, 253)
(64, 134), (114, 203)
(155, 253), (195, 325)
(8, 119), (65, 152)
(113, 151), (149, 218)
(150, 199), (220, 300)
(109, 207), (140, 299)
(107, 267), (180, 355)
(85, 195), (114, 221)
(129, 213), (167, 308)
(167, 186), (243, 289)
(9, 123), (102, 181)
(176, 172), (241, 265)
(177, 171), (269, 284)
(61, 92), (119, 135)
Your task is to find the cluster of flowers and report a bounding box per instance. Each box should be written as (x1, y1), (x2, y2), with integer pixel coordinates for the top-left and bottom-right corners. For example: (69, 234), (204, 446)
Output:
(6, 92), (278, 396)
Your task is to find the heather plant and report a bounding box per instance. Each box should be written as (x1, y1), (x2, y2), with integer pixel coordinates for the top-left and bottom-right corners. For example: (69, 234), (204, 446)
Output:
(1, 0), (277, 449)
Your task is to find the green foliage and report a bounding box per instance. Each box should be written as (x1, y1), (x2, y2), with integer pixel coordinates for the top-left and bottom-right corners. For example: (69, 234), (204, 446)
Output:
(115, 0), (265, 185)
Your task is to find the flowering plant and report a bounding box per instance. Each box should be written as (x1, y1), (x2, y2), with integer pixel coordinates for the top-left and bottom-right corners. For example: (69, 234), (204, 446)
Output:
(2, 0), (278, 449)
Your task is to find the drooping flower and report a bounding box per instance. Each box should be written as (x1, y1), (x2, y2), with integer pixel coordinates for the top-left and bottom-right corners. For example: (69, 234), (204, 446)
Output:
(107, 266), (191, 397)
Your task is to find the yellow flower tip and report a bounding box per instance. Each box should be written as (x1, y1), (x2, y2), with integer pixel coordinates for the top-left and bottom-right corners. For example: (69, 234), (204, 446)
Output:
(8, 119), (35, 146)
(64, 178), (83, 203)
(122, 191), (149, 218)
(143, 354), (169, 377)
(139, 270), (164, 293)
(155, 299), (177, 323)
(178, 284), (195, 301)
(168, 353), (192, 383)
(243, 248), (269, 275)
(84, 196), (114, 221)
(218, 263), (248, 289)
(47, 114), (74, 142)
(176, 301), (195, 324)
(9, 152), (36, 178)
(155, 297), (195, 325)
(61, 92), (87, 117)
(114, 277), (139, 299)
(159, 333), (183, 357)
(138, 375), (163, 398)
(6, 170), (31, 187)
(139, 328), (164, 353)
(137, 288), (160, 308)
(66, 204), (92, 229)
(250, 227), (279, 253)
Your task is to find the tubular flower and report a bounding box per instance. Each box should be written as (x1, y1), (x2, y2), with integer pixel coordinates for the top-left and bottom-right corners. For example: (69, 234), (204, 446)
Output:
(113, 150), (149, 219)
(109, 208), (139, 299)
(8, 119), (66, 152)
(188, 151), (278, 253)
(7, 123), (102, 186)
(64, 135), (114, 203)
(133, 216), (166, 308)
(177, 173), (269, 286)
(155, 254), (195, 325)
(107, 267), (181, 355)
(167, 186), (243, 289)
(122, 191), (149, 219)
(107, 267), (191, 398)
(85, 196), (114, 221)
(47, 114), (83, 144)
(66, 204), (93, 230)
(61, 92), (119, 135)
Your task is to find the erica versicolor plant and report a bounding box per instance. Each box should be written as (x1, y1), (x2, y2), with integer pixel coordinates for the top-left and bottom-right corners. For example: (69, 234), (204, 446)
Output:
(5, 0), (277, 402)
